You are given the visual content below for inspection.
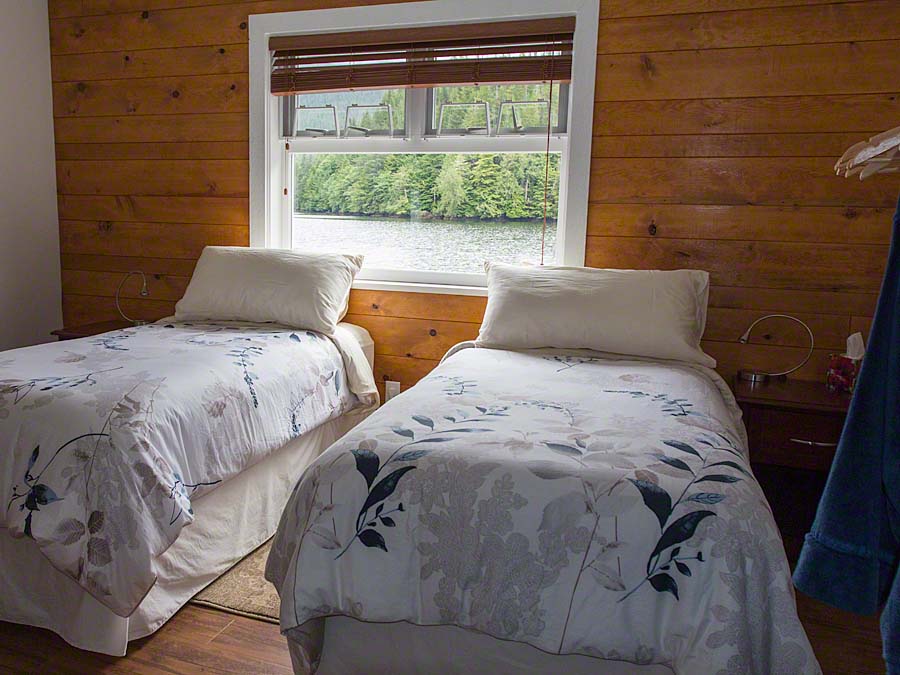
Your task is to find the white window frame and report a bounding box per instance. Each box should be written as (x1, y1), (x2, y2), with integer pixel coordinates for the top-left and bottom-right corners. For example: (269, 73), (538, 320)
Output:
(249, 0), (598, 295)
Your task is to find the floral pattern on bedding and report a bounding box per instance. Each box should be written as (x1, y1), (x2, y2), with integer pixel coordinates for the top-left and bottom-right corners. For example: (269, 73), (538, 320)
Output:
(0, 321), (364, 617)
(266, 348), (819, 674)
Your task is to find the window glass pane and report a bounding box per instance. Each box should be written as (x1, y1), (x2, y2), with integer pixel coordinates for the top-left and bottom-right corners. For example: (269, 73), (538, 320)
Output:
(431, 83), (564, 134)
(292, 152), (560, 273)
(290, 89), (405, 136)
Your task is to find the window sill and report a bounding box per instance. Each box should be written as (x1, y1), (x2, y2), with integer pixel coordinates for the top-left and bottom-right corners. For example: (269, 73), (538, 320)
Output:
(351, 278), (487, 296)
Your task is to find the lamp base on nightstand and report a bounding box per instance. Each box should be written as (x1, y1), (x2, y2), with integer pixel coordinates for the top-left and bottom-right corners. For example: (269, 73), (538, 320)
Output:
(738, 369), (770, 383)
(738, 370), (790, 384)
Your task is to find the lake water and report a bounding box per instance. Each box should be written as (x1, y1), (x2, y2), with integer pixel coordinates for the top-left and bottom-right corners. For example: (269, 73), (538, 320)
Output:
(292, 214), (557, 274)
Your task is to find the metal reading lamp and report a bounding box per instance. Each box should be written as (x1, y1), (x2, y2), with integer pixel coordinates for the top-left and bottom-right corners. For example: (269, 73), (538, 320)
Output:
(737, 313), (815, 383)
(116, 271), (150, 326)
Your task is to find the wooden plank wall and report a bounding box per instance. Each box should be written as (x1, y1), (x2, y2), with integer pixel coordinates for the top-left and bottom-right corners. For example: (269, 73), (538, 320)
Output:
(49, 0), (900, 400)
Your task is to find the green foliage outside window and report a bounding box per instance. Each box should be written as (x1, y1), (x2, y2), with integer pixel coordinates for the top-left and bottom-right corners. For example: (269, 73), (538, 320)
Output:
(294, 152), (560, 221)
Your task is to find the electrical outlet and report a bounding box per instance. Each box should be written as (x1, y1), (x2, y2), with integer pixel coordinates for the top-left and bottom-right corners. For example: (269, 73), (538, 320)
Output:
(384, 380), (401, 401)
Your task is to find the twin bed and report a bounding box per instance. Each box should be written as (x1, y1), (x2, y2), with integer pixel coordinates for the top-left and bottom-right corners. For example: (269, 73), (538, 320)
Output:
(266, 263), (821, 673)
(0, 248), (377, 655)
(0, 251), (820, 673)
(0, 318), (376, 654)
(267, 345), (817, 674)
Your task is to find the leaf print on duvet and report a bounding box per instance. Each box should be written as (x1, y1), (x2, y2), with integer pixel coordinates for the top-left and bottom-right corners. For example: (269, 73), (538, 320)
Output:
(617, 437), (746, 603)
(469, 387), (745, 635)
(7, 389), (219, 602)
(334, 410), (501, 559)
(0, 367), (123, 407)
(6, 379), (148, 540)
(7, 443), (67, 536)
(228, 345), (264, 408)
(288, 369), (340, 437)
(411, 458), (582, 639)
(166, 473), (222, 525)
(190, 328), (319, 410)
(91, 331), (135, 351)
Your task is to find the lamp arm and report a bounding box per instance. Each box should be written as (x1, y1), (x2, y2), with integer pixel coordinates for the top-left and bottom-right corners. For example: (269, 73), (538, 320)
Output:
(116, 271), (149, 326)
(740, 313), (815, 378)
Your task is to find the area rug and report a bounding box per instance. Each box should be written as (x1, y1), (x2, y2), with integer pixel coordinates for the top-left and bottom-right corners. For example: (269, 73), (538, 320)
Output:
(191, 538), (280, 623)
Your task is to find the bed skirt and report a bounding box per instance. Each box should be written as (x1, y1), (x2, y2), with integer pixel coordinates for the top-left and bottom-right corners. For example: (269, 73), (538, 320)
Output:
(289, 617), (675, 674)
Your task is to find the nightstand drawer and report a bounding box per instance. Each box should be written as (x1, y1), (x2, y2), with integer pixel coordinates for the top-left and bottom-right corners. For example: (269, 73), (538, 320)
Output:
(750, 408), (844, 471)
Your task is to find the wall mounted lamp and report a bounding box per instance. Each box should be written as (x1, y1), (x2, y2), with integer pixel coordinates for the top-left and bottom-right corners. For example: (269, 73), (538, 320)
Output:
(116, 271), (150, 326)
(737, 313), (815, 383)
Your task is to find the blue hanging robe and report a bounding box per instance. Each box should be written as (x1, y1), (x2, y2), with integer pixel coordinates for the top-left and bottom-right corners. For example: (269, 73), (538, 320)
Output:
(793, 191), (900, 672)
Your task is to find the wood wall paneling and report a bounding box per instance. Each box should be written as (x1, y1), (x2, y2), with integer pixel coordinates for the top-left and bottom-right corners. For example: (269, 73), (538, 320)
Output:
(57, 159), (249, 196)
(590, 132), (875, 159)
(58, 195), (248, 224)
(53, 74), (248, 117)
(586, 0), (896, 386)
(60, 220), (248, 258)
(54, 113), (250, 143)
(49, 0), (896, 393)
(589, 157), (897, 207)
(597, 0), (873, 20)
(585, 238), (888, 293)
(596, 41), (900, 102)
(597, 1), (900, 54)
(708, 286), (878, 318)
(63, 293), (177, 325)
(586, 203), (893, 245)
(61, 253), (198, 276)
(594, 94), (900, 136)
(48, 1), (409, 53)
(56, 141), (249, 160)
(51, 44), (248, 82)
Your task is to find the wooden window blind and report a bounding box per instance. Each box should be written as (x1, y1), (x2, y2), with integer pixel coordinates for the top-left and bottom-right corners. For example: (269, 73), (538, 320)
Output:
(269, 17), (575, 96)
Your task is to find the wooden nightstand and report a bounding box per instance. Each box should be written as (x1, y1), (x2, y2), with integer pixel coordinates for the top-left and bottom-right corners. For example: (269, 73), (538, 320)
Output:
(51, 320), (134, 341)
(733, 377), (851, 562)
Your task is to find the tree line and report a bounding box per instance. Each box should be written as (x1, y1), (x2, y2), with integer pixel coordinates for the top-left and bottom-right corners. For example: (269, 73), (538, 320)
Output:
(294, 152), (560, 221)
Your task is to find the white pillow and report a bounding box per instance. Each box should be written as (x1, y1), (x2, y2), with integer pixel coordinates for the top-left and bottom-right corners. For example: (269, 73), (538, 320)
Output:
(174, 247), (362, 335)
(476, 262), (715, 367)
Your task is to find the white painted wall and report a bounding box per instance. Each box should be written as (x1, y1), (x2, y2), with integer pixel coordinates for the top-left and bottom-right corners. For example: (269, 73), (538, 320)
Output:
(0, 0), (61, 350)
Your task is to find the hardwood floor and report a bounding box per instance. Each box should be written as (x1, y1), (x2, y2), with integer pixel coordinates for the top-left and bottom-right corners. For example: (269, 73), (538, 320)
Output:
(0, 595), (884, 673)
(0, 606), (291, 674)
(798, 592), (885, 675)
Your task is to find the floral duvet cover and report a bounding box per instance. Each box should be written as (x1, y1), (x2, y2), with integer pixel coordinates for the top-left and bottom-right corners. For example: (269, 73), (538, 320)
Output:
(267, 346), (819, 674)
(1, 320), (371, 617)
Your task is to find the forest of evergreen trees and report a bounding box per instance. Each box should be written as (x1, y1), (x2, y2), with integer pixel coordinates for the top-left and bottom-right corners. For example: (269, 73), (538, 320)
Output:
(294, 153), (560, 221)
(292, 83), (562, 221)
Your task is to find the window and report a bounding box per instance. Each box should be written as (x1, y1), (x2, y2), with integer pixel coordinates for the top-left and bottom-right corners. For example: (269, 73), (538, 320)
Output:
(283, 89), (406, 138)
(286, 81), (565, 280)
(250, 0), (598, 292)
(428, 83), (567, 136)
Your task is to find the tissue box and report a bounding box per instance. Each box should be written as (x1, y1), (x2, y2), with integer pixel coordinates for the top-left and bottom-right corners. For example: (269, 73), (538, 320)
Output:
(826, 354), (860, 393)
